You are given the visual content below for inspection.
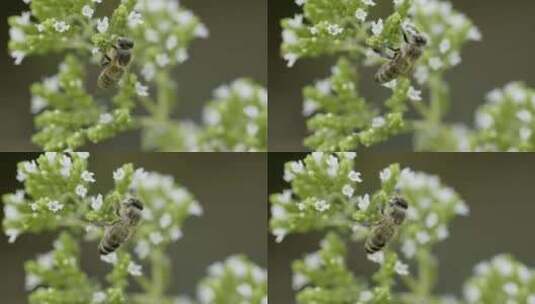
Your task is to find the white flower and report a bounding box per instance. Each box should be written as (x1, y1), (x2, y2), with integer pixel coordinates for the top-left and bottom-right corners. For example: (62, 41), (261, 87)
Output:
(326, 23), (343, 36)
(393, 0), (404, 6)
(344, 152), (357, 160)
(82, 5), (94, 18)
(237, 283), (253, 298)
(367, 251), (384, 264)
(372, 116), (386, 128)
(527, 295), (535, 304)
(342, 184), (354, 198)
(357, 194), (370, 211)
(156, 53), (170, 67)
(127, 262), (143, 276)
(169, 227), (183, 241)
(135, 82), (149, 97)
(448, 51), (462, 66)
(517, 110), (532, 123)
(394, 261), (409, 275)
(54, 20), (70, 33)
(6, 228), (20, 243)
(244, 105), (260, 118)
(25, 273), (41, 291)
(195, 24), (209, 38)
(348, 171), (362, 183)
(371, 19), (384, 36)
(292, 273), (308, 290)
(128, 11), (144, 28)
(113, 168), (125, 181)
(355, 9), (367, 22)
(314, 200), (330, 212)
(273, 228), (287, 243)
(81, 171), (95, 183)
(149, 232), (164, 245)
(468, 27), (482, 41)
(429, 57), (443, 70)
(439, 39), (451, 53)
(99, 113), (113, 124)
(142, 63), (156, 81)
(135, 240), (150, 259)
(75, 185), (88, 198)
(47, 200), (64, 213)
(11, 50), (26, 65)
(189, 201), (203, 216)
(416, 231), (430, 244)
(24, 160), (38, 173)
(408, 86), (422, 101)
(159, 213), (172, 228)
(455, 203), (470, 216)
(383, 79), (397, 89)
(100, 252), (117, 264)
(92, 291), (106, 303)
(284, 53), (298, 67)
(425, 213), (438, 228)
(436, 224), (449, 240)
(31, 95), (48, 114)
(97, 17), (109, 33)
(10, 27), (26, 43)
(295, 0), (306, 5)
(166, 36), (178, 50)
(359, 291), (373, 301)
(503, 282), (518, 296)
(401, 239), (416, 258)
(91, 194), (103, 211)
(363, 0), (376, 6)
(92, 0), (102, 3)
(379, 168), (392, 182)
(464, 285), (480, 302)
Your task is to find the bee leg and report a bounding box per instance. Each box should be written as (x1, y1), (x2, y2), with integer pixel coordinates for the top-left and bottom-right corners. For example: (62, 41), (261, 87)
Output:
(402, 28), (409, 44)
(101, 54), (112, 67)
(373, 47), (396, 60)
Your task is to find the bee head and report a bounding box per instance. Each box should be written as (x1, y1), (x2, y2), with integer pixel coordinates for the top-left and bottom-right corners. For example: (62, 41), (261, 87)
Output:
(117, 37), (134, 50)
(124, 197), (143, 211)
(390, 196), (408, 210)
(413, 34), (428, 46)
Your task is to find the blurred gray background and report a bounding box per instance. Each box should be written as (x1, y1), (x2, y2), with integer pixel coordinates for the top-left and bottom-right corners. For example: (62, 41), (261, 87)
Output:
(0, 0), (267, 151)
(0, 153), (267, 303)
(269, 1), (535, 151)
(269, 153), (535, 303)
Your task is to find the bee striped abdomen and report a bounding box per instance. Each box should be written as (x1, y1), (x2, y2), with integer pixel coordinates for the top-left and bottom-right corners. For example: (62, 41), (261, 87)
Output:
(98, 223), (130, 255)
(98, 65), (124, 89)
(365, 221), (395, 254)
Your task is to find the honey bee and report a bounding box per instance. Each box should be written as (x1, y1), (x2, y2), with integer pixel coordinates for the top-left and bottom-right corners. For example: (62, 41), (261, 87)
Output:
(99, 197), (143, 255)
(374, 24), (428, 84)
(365, 195), (408, 254)
(98, 37), (134, 89)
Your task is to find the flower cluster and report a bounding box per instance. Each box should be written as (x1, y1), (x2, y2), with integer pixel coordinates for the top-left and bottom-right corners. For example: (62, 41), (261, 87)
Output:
(463, 255), (535, 304)
(393, 167), (469, 260)
(270, 152), (359, 243)
(10, 0), (264, 151)
(198, 79), (268, 152)
(283, 0), (484, 151)
(30, 56), (136, 151)
(141, 79), (268, 152)
(270, 153), (470, 303)
(291, 233), (362, 304)
(3, 153), (203, 303)
(302, 59), (410, 151)
(471, 82), (535, 152)
(130, 0), (208, 81)
(415, 82), (535, 152)
(196, 255), (267, 304)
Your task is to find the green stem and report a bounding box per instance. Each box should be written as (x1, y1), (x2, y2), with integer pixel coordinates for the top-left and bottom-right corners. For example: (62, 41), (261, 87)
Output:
(133, 248), (171, 303)
(154, 71), (176, 121)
